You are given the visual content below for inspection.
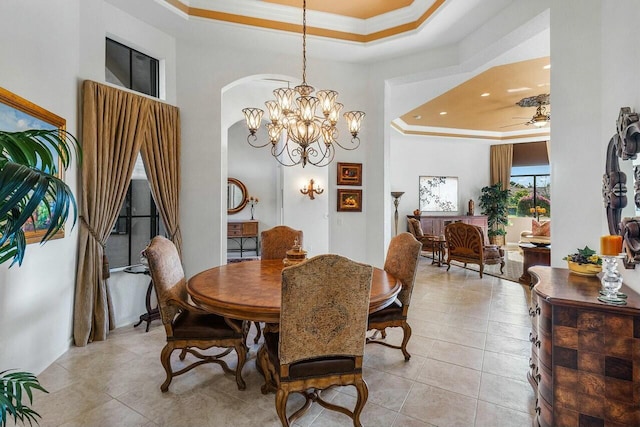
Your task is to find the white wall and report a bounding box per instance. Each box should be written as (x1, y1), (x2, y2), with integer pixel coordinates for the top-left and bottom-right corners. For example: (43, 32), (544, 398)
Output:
(550, 0), (640, 296)
(389, 132), (491, 234)
(0, 0), (178, 373)
(0, 0), (81, 374)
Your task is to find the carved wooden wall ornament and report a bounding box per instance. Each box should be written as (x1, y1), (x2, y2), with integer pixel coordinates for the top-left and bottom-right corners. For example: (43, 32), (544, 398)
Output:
(603, 107), (640, 267)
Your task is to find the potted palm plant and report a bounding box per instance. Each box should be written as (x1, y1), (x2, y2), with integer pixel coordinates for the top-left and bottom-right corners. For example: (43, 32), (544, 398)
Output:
(0, 129), (79, 265)
(479, 182), (509, 246)
(0, 128), (80, 426)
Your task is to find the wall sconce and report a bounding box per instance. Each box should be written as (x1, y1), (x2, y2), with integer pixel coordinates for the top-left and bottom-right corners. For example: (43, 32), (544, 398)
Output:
(300, 179), (324, 200)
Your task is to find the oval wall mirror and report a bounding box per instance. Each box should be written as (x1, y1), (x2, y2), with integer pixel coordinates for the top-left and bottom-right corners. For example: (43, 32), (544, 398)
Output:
(228, 177), (248, 214)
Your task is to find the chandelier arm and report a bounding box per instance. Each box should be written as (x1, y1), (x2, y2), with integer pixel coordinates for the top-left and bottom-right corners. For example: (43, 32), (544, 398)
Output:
(305, 143), (333, 167)
(332, 136), (361, 151)
(247, 133), (272, 148)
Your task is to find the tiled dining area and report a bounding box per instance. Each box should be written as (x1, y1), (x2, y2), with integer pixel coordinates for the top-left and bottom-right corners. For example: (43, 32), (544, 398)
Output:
(22, 258), (535, 427)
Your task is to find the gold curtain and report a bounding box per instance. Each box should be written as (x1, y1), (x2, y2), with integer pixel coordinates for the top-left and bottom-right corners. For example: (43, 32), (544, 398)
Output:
(140, 101), (183, 256)
(490, 144), (513, 190)
(74, 81), (151, 346)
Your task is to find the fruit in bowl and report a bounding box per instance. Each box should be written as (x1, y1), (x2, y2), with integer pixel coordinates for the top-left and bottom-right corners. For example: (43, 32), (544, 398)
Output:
(563, 246), (602, 276)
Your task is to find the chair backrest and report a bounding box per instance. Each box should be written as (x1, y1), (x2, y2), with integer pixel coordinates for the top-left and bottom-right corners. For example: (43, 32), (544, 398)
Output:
(261, 225), (303, 260)
(143, 235), (187, 327)
(385, 232), (422, 307)
(279, 254), (373, 365)
(444, 222), (483, 257)
(407, 218), (425, 238)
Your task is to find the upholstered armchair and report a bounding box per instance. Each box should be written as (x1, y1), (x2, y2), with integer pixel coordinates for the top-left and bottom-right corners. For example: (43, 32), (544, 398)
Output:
(367, 232), (422, 360)
(444, 222), (504, 278)
(406, 217), (434, 254)
(143, 236), (248, 392)
(258, 254), (373, 427)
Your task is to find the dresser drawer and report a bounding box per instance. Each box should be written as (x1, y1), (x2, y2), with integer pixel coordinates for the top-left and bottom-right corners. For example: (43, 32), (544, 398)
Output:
(228, 223), (243, 236)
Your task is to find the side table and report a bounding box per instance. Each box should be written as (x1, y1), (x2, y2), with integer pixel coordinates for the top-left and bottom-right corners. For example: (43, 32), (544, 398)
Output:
(124, 264), (160, 332)
(518, 244), (551, 284)
(427, 235), (447, 267)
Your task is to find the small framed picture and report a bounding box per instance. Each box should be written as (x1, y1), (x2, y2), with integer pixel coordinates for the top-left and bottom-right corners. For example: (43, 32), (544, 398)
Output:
(337, 162), (362, 186)
(337, 189), (362, 212)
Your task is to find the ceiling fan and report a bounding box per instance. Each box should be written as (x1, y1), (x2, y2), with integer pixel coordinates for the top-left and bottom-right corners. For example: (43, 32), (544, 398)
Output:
(503, 93), (551, 128)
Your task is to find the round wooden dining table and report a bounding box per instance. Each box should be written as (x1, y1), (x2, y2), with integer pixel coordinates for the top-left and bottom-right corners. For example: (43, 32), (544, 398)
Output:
(187, 259), (400, 323)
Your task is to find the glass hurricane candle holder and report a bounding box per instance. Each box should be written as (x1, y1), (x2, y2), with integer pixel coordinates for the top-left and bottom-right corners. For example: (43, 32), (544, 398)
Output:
(598, 255), (626, 305)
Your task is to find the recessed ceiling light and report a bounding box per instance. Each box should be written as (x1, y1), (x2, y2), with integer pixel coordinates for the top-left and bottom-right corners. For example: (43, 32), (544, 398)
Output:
(507, 87), (531, 93)
(413, 115), (422, 120)
(543, 64), (551, 69)
(439, 112), (447, 115)
(481, 93), (490, 97)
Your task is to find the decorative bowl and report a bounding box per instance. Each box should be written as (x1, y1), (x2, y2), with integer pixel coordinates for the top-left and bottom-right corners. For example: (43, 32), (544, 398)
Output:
(567, 260), (601, 276)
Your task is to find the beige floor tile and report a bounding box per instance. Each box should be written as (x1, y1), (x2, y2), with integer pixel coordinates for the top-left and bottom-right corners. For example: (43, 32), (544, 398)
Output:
(364, 350), (427, 380)
(392, 413), (437, 426)
(484, 334), (531, 358)
(307, 391), (398, 427)
(478, 372), (536, 413)
(29, 382), (113, 427)
(58, 399), (151, 427)
(401, 382), (478, 427)
(482, 350), (530, 381)
(435, 324), (487, 349)
(487, 320), (531, 340)
(351, 368), (414, 411)
(475, 399), (533, 426)
(428, 340), (485, 370)
(416, 358), (482, 398)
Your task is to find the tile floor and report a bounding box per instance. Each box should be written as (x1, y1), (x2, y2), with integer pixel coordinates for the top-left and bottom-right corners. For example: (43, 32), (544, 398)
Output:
(20, 258), (535, 427)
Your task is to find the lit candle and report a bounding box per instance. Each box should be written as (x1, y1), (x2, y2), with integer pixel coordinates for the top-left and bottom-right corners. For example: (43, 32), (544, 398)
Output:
(600, 235), (623, 256)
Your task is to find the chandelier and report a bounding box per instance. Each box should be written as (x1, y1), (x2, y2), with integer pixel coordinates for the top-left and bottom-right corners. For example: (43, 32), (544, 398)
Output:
(241, 0), (365, 167)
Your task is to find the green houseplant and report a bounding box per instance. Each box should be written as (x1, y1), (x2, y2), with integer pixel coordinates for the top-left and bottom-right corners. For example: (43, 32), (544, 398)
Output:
(0, 370), (48, 427)
(479, 182), (509, 246)
(0, 129), (79, 266)
(0, 129), (80, 426)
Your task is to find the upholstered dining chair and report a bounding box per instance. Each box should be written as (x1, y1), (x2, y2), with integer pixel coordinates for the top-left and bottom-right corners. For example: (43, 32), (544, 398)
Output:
(260, 225), (304, 261)
(143, 235), (248, 392)
(251, 225), (304, 344)
(444, 222), (504, 278)
(259, 254), (373, 427)
(366, 232), (422, 360)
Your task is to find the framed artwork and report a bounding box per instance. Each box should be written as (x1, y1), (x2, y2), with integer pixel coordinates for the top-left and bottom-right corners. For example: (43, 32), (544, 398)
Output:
(0, 87), (67, 244)
(337, 162), (362, 186)
(337, 189), (362, 212)
(419, 176), (459, 212)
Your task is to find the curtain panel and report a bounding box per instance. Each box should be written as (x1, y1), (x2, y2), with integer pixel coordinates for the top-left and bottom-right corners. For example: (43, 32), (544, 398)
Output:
(74, 81), (181, 346)
(490, 144), (513, 190)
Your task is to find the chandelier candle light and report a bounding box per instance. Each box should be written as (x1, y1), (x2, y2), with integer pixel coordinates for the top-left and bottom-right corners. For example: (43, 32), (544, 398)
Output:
(599, 234), (626, 305)
(242, 0), (365, 168)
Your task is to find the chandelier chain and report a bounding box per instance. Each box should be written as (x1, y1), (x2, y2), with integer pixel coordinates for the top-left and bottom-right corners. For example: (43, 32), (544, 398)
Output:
(302, 0), (307, 85)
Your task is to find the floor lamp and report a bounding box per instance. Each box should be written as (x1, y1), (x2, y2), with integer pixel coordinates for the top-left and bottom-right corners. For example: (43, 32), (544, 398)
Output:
(391, 192), (405, 235)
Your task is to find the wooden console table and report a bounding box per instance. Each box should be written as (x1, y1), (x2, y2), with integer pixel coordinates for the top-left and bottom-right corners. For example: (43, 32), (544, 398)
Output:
(519, 243), (551, 284)
(228, 219), (259, 257)
(408, 214), (488, 242)
(528, 266), (640, 427)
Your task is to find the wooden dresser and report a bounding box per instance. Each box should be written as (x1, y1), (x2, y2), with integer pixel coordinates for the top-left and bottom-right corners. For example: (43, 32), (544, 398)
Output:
(409, 215), (488, 241)
(227, 220), (259, 257)
(528, 266), (640, 427)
